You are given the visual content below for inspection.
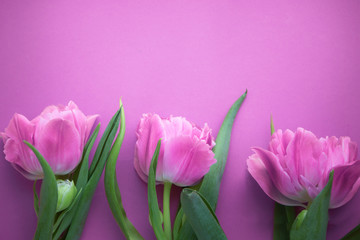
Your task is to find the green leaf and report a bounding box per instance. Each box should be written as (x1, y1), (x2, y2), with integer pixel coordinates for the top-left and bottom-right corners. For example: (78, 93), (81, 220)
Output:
(148, 140), (166, 240)
(177, 90), (247, 240)
(88, 111), (118, 177)
(180, 189), (227, 240)
(104, 101), (143, 240)
(24, 141), (58, 240)
(65, 109), (121, 240)
(199, 89), (247, 208)
(75, 124), (100, 190)
(290, 171), (334, 240)
(33, 180), (39, 218)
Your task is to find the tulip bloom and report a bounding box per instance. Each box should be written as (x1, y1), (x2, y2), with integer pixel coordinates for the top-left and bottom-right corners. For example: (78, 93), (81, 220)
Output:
(134, 113), (216, 187)
(247, 128), (360, 208)
(1, 101), (98, 180)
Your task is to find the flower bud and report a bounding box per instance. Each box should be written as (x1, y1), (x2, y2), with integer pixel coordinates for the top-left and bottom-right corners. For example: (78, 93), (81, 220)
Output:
(56, 179), (77, 212)
(294, 210), (307, 230)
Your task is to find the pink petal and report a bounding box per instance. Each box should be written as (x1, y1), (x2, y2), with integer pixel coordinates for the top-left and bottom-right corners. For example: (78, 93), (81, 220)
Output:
(162, 135), (216, 186)
(200, 123), (216, 148)
(285, 128), (323, 189)
(66, 102), (87, 142)
(35, 118), (81, 175)
(2, 114), (41, 178)
(134, 145), (151, 183)
(269, 129), (295, 156)
(247, 153), (304, 206)
(299, 175), (320, 200)
(4, 114), (35, 142)
(38, 105), (62, 119)
(66, 101), (98, 149)
(162, 116), (193, 139)
(330, 161), (360, 208)
(134, 113), (165, 182)
(252, 148), (304, 202)
(67, 100), (79, 111)
(84, 114), (98, 142)
(326, 136), (358, 167)
(348, 140), (359, 163)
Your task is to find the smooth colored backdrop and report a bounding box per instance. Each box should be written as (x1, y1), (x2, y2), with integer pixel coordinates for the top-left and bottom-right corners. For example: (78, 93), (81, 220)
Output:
(1, 1), (360, 239)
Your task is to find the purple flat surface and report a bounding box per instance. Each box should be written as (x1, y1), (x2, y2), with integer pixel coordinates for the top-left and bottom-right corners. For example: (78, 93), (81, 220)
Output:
(1, 1), (360, 239)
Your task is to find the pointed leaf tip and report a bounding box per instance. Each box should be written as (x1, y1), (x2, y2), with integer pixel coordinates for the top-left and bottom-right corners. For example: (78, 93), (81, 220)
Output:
(270, 115), (275, 135)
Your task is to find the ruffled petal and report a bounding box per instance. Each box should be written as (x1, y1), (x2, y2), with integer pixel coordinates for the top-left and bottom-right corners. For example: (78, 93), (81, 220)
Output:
(330, 161), (360, 208)
(162, 136), (216, 186)
(162, 116), (193, 139)
(247, 153), (304, 206)
(285, 128), (323, 189)
(200, 123), (216, 148)
(3, 114), (35, 143)
(269, 129), (283, 156)
(38, 105), (62, 119)
(326, 136), (358, 167)
(252, 147), (305, 202)
(2, 114), (40, 178)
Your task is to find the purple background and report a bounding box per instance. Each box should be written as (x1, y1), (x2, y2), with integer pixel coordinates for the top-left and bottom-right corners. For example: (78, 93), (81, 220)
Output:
(1, 1), (360, 239)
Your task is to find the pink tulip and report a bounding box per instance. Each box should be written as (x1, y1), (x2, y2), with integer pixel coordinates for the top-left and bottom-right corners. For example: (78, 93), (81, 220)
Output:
(134, 113), (216, 187)
(247, 128), (360, 209)
(1, 101), (98, 180)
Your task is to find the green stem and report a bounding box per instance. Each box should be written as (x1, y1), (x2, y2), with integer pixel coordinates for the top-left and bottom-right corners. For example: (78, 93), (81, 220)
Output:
(163, 182), (172, 240)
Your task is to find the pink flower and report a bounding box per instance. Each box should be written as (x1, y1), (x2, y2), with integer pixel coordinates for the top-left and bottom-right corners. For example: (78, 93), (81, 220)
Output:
(134, 113), (216, 187)
(247, 128), (360, 209)
(1, 101), (98, 180)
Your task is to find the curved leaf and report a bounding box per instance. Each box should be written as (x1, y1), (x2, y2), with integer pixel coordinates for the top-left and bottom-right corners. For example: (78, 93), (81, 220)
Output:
(24, 141), (58, 240)
(148, 140), (166, 240)
(105, 102), (143, 240)
(75, 124), (100, 190)
(181, 189), (227, 240)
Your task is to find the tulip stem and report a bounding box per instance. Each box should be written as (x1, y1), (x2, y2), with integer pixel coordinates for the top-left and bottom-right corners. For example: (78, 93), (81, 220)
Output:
(163, 182), (172, 240)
